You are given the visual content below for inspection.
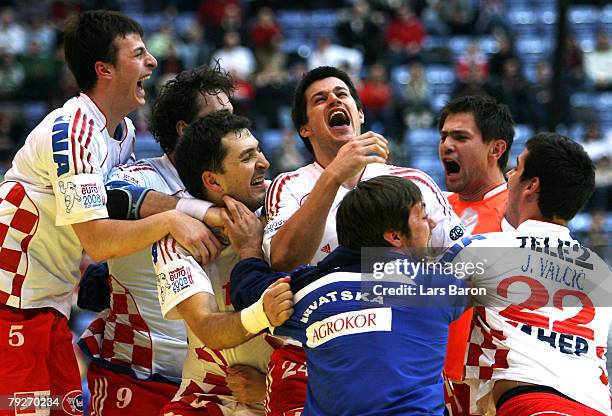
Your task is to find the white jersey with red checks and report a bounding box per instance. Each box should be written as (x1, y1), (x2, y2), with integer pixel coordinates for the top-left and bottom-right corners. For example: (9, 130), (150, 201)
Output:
(0, 93), (135, 317)
(448, 220), (612, 415)
(153, 237), (273, 410)
(264, 162), (465, 264)
(79, 155), (187, 382)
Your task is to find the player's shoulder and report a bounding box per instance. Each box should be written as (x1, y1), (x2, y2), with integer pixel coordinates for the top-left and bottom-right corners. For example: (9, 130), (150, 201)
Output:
(385, 164), (434, 180)
(112, 159), (157, 174)
(270, 163), (317, 185)
(108, 158), (159, 185)
(267, 164), (314, 206)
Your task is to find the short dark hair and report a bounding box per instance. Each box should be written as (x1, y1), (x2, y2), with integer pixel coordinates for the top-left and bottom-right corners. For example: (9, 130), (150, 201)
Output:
(336, 176), (423, 250)
(174, 110), (251, 200)
(64, 10), (144, 92)
(522, 132), (595, 221)
(149, 64), (235, 155)
(292, 66), (363, 154)
(438, 95), (515, 170)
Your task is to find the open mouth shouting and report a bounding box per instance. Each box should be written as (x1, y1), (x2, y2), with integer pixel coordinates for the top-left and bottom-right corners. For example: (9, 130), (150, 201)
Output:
(327, 108), (351, 134)
(136, 74), (151, 98)
(442, 158), (461, 178)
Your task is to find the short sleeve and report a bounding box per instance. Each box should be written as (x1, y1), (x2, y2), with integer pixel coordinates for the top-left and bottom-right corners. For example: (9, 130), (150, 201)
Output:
(263, 172), (301, 261)
(152, 235), (215, 320)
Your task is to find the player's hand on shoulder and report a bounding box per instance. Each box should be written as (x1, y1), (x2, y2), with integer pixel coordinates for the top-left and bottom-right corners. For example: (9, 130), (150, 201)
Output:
(263, 276), (293, 327)
(167, 210), (223, 265)
(327, 131), (389, 183)
(222, 195), (264, 259)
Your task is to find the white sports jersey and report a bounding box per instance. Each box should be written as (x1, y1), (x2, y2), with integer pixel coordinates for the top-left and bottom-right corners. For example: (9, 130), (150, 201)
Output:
(448, 220), (612, 415)
(79, 155), (187, 382)
(264, 162), (465, 265)
(153, 234), (273, 408)
(0, 93), (135, 317)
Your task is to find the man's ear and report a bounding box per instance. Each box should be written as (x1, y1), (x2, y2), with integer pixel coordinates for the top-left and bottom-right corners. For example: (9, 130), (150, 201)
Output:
(176, 120), (188, 138)
(94, 60), (113, 81)
(525, 177), (540, 196)
(489, 139), (507, 162)
(299, 124), (312, 138)
(358, 108), (365, 125)
(202, 171), (223, 194)
(383, 230), (404, 248)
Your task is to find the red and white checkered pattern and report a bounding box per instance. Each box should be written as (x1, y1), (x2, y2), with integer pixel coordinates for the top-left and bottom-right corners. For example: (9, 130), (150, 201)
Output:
(464, 307), (510, 381)
(0, 181), (40, 308)
(81, 277), (153, 377)
(103, 277), (153, 375)
(167, 378), (265, 416)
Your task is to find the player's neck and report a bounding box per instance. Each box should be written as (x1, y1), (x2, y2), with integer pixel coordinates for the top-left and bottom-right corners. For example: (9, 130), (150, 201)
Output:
(458, 171), (505, 202)
(87, 89), (129, 137)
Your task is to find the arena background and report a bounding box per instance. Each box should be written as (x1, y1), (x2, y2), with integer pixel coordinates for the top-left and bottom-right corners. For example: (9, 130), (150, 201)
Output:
(1, 0), (611, 413)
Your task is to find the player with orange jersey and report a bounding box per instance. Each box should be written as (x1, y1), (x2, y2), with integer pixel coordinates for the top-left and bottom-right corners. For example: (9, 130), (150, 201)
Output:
(438, 95), (515, 414)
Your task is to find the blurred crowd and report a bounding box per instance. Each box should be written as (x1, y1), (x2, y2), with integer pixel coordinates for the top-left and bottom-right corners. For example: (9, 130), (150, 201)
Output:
(1, 0), (611, 216)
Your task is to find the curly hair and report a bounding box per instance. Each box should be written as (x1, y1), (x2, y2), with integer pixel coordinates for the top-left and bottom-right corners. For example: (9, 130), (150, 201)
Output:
(149, 63), (234, 155)
(174, 110), (251, 200)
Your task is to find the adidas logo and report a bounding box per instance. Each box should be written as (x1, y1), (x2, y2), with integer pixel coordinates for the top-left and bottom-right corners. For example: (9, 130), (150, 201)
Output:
(321, 244), (331, 254)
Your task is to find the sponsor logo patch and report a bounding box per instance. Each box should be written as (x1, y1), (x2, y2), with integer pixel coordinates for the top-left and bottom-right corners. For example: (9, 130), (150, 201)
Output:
(449, 225), (465, 241)
(264, 219), (285, 234)
(62, 390), (83, 415)
(306, 307), (392, 347)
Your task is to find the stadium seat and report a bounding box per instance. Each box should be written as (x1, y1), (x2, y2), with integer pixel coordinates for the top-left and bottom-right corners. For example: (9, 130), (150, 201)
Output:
(508, 9), (538, 36)
(260, 129), (284, 154)
(405, 128), (439, 148)
(425, 65), (455, 96)
(404, 129), (440, 160)
(602, 5), (612, 25)
(134, 132), (162, 159)
(21, 101), (48, 128)
(448, 36), (471, 59)
(508, 124), (534, 165)
(431, 94), (450, 111)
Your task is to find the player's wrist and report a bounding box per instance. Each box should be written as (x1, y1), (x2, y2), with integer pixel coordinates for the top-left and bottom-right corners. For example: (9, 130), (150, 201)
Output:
(321, 168), (345, 188)
(176, 198), (213, 222)
(238, 245), (264, 260)
(240, 294), (271, 334)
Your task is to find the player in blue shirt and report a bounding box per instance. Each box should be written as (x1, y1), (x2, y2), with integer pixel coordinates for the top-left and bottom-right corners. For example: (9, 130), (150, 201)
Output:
(226, 175), (467, 415)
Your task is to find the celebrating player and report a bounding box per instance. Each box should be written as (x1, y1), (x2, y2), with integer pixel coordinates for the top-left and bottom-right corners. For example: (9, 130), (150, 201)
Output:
(229, 175), (467, 415)
(153, 110), (289, 416)
(0, 11), (216, 414)
(241, 65), (464, 414)
(439, 95), (515, 234)
(266, 66), (464, 273)
(78, 65), (240, 415)
(449, 133), (611, 415)
(437, 95), (515, 415)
